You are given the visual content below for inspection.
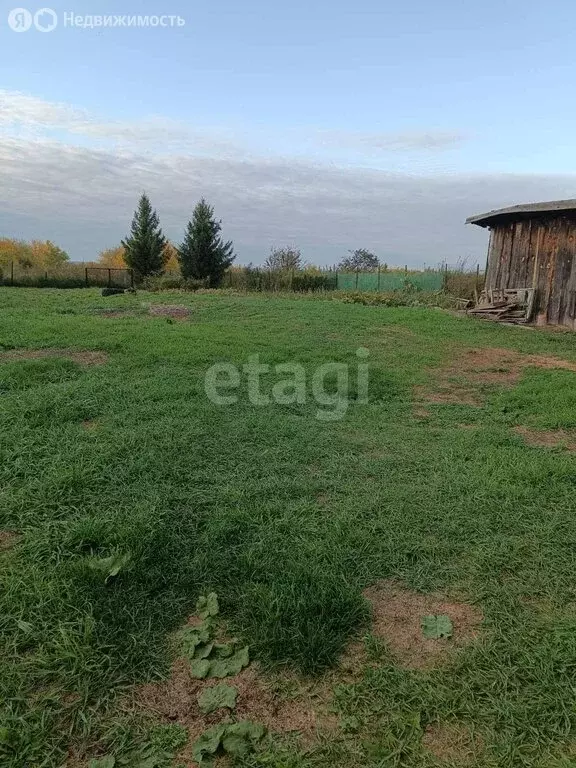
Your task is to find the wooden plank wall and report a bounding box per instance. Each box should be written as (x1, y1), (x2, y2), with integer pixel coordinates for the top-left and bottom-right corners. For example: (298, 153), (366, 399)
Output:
(485, 216), (576, 328)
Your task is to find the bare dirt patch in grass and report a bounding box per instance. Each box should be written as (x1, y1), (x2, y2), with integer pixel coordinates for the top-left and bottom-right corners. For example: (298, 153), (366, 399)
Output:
(360, 580), (483, 670)
(148, 305), (191, 320)
(414, 385), (482, 407)
(0, 530), (20, 551)
(81, 420), (99, 431)
(513, 426), (576, 451)
(0, 349), (108, 366)
(418, 347), (576, 406)
(422, 722), (483, 764)
(132, 629), (337, 762)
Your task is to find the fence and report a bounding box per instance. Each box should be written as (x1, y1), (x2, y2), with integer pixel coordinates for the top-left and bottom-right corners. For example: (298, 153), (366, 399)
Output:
(85, 267), (134, 288)
(223, 268), (337, 292)
(0, 262), (482, 296)
(0, 263), (134, 289)
(337, 270), (444, 292)
(224, 266), (457, 293)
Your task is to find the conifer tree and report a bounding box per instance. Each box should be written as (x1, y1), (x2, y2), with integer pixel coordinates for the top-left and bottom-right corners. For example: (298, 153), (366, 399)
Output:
(178, 199), (235, 287)
(122, 194), (166, 279)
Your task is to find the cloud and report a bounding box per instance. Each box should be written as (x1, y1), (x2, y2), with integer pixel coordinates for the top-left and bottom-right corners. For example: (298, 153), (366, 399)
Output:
(1, 90), (575, 264)
(0, 89), (242, 157)
(316, 129), (467, 152)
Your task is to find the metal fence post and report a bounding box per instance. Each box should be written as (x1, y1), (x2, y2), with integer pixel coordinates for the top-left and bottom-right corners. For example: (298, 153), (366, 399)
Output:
(85, 267), (89, 287)
(108, 269), (112, 287)
(355, 269), (359, 289)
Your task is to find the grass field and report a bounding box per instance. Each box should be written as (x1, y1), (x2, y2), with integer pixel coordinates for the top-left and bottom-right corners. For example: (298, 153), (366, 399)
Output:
(3, 288), (576, 767)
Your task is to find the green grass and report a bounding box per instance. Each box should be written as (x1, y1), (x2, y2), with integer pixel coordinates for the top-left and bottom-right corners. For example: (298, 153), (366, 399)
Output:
(3, 288), (576, 766)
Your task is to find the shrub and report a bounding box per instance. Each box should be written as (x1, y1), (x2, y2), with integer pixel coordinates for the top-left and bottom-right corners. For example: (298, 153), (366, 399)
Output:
(291, 273), (337, 292)
(445, 271), (483, 300)
(101, 287), (127, 297)
(142, 275), (206, 292)
(6, 275), (87, 289)
(336, 290), (460, 308)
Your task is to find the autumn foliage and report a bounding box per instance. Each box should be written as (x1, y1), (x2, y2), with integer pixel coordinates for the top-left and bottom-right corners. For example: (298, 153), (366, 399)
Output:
(0, 239), (69, 269)
(97, 242), (179, 271)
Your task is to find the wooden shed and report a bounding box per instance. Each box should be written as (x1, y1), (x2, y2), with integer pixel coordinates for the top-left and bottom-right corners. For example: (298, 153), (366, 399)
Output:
(467, 199), (576, 328)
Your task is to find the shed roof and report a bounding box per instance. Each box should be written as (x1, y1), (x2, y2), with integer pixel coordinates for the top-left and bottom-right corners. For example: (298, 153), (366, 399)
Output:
(467, 199), (576, 228)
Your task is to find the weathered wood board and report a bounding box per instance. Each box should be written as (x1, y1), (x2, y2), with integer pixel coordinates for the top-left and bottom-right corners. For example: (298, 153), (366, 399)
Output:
(483, 214), (576, 329)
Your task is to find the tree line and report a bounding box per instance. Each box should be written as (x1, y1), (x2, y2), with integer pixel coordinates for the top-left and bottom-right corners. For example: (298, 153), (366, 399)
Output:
(0, 239), (69, 270)
(263, 246), (385, 273)
(0, 192), (389, 281)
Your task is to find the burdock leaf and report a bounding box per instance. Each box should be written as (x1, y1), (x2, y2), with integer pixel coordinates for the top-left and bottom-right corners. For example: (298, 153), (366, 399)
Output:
(221, 722), (266, 756)
(193, 722), (265, 765)
(208, 646), (250, 678)
(190, 659), (211, 679)
(88, 551), (132, 584)
(196, 593), (219, 619)
(194, 642), (214, 660)
(421, 615), (453, 639)
(211, 642), (234, 658)
(192, 724), (226, 764)
(197, 684), (237, 714)
(206, 593), (219, 616)
(179, 629), (201, 657)
(179, 623), (213, 659)
(88, 757), (115, 768)
(221, 732), (250, 757)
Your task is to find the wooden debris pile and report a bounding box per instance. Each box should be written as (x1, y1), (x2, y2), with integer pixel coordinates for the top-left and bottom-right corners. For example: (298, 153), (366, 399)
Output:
(467, 288), (535, 324)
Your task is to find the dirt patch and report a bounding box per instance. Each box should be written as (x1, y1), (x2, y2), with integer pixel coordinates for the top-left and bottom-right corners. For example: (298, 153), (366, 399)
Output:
(134, 660), (336, 765)
(360, 580), (483, 670)
(413, 406), (432, 419)
(148, 304), (191, 320)
(415, 385), (482, 407)
(422, 722), (483, 764)
(418, 347), (576, 406)
(132, 625), (337, 766)
(525, 354), (576, 373)
(0, 531), (20, 551)
(514, 425), (576, 451)
(81, 420), (99, 431)
(0, 349), (108, 366)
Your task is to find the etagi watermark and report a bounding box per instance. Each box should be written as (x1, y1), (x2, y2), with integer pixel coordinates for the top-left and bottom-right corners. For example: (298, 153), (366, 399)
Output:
(7, 8), (186, 32)
(204, 349), (370, 422)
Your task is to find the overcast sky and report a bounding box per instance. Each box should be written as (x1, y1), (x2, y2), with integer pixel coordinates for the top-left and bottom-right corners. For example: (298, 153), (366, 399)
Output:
(2, 0), (576, 266)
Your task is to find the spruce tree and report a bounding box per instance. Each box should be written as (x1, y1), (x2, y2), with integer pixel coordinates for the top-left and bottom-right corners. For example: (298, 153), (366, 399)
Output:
(178, 199), (235, 287)
(122, 194), (167, 279)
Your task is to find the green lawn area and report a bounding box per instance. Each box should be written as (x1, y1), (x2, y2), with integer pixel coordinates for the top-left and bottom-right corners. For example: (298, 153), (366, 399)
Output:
(3, 288), (576, 767)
